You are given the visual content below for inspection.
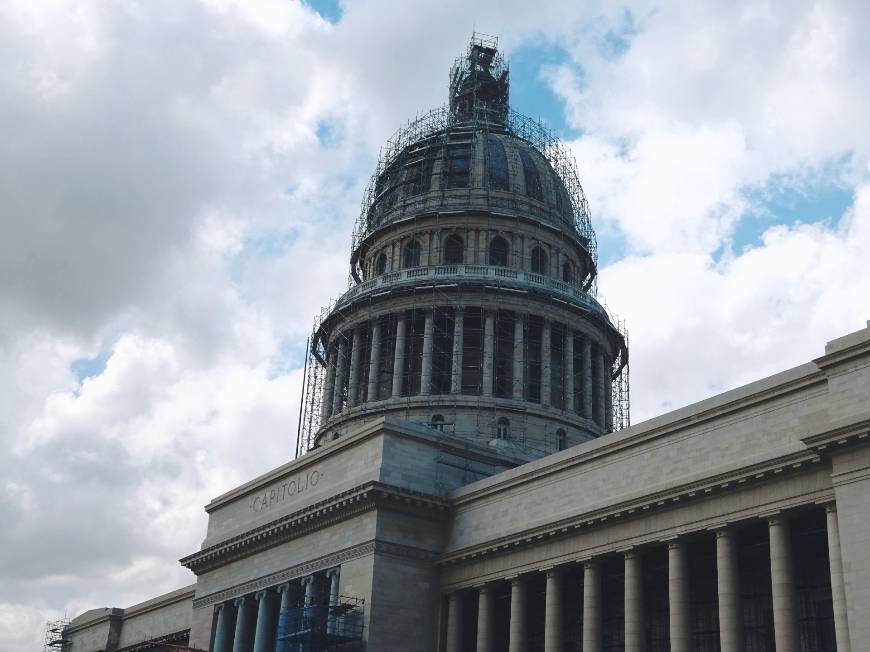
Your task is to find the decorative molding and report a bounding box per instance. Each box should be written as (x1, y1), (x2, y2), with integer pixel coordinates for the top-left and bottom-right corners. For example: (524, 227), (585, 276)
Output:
(181, 482), (449, 574)
(438, 449), (824, 567)
(115, 630), (191, 652)
(193, 539), (437, 609)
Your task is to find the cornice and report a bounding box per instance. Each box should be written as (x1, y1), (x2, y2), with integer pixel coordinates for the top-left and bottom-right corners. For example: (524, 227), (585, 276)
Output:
(802, 414), (870, 454)
(438, 448), (824, 567)
(180, 482), (448, 574)
(192, 539), (437, 609)
(451, 365), (826, 506)
(115, 630), (193, 652)
(813, 333), (870, 373)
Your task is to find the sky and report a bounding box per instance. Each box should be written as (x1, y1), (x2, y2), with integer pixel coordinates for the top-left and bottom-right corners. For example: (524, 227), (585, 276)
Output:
(2, 1), (870, 649)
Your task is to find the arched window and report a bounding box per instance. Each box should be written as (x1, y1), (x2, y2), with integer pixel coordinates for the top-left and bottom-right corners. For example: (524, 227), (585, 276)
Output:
(531, 246), (548, 275)
(496, 417), (510, 440)
(430, 414), (445, 431)
(489, 236), (509, 267)
(375, 253), (388, 276)
(519, 149), (543, 200)
(562, 261), (573, 283)
(556, 428), (567, 451)
(443, 234), (464, 265)
(402, 240), (421, 268)
(487, 135), (509, 191)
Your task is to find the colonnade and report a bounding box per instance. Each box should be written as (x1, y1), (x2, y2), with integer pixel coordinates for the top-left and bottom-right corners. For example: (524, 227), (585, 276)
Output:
(443, 505), (850, 652)
(322, 308), (613, 431)
(212, 569), (340, 652)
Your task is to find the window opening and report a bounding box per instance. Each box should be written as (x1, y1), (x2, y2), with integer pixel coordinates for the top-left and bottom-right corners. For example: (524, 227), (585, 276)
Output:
(444, 234), (464, 264)
(403, 240), (421, 268)
(556, 429), (567, 451)
(489, 236), (509, 267)
(445, 142), (472, 189)
(531, 246), (548, 275)
(519, 149), (543, 201)
(496, 418), (510, 440)
(375, 253), (388, 276)
(430, 414), (445, 431)
(562, 261), (573, 283)
(487, 135), (509, 190)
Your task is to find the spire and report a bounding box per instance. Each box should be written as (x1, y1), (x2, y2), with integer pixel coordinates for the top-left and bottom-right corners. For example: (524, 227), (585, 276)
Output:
(449, 32), (509, 125)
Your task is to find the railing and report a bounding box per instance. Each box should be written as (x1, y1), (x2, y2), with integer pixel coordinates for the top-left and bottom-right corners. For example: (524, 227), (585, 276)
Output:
(334, 264), (608, 317)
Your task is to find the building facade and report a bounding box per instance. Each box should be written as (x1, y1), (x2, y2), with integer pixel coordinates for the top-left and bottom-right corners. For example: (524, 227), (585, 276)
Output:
(61, 36), (870, 652)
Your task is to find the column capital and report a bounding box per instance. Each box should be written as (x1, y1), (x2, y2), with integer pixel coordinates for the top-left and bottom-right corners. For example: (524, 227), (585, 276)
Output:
(301, 575), (315, 587)
(255, 590), (269, 601)
(234, 596), (249, 607)
(582, 559), (599, 570)
(475, 583), (493, 594)
(713, 525), (735, 538)
(622, 548), (641, 560)
(767, 513), (788, 527)
(215, 602), (226, 614)
(276, 582), (291, 594)
(505, 574), (525, 587)
(666, 539), (685, 550)
(325, 567), (339, 578)
(824, 502), (837, 514)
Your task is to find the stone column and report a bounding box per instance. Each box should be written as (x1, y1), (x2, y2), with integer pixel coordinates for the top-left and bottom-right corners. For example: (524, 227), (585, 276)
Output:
(275, 583), (291, 652)
(508, 577), (526, 652)
(541, 318), (552, 406)
(391, 315), (407, 398)
(446, 593), (462, 652)
(582, 561), (601, 652)
(769, 515), (799, 650)
(231, 596), (252, 652)
(451, 308), (464, 394)
(301, 576), (315, 606)
(476, 585), (494, 652)
(716, 528), (742, 652)
(624, 551), (644, 651)
(513, 314), (524, 400)
(326, 568), (340, 635)
(564, 329), (575, 412)
(667, 541), (690, 652)
(593, 346), (606, 426)
(213, 603), (233, 652)
(331, 336), (348, 415)
(545, 569), (563, 652)
(420, 310), (434, 395)
(366, 320), (381, 402)
(826, 503), (851, 652)
(347, 327), (362, 407)
(483, 311), (495, 397)
(252, 591), (275, 652)
(581, 338), (592, 420)
(321, 345), (337, 421)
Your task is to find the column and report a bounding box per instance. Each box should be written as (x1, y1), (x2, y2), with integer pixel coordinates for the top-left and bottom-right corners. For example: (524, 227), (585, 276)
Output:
(541, 318), (552, 406)
(476, 585), (494, 652)
(716, 528), (742, 652)
(581, 338), (592, 420)
(624, 551), (644, 652)
(769, 515), (799, 650)
(347, 327), (362, 407)
(326, 568), (340, 635)
(451, 308), (464, 394)
(482, 311), (495, 397)
(301, 576), (315, 606)
(826, 504), (852, 652)
(331, 336), (348, 415)
(446, 592), (462, 652)
(544, 569), (563, 652)
(513, 314), (524, 400)
(564, 329), (575, 412)
(275, 583), (291, 652)
(508, 577), (526, 652)
(252, 591), (275, 652)
(667, 541), (690, 652)
(231, 596), (252, 652)
(321, 345), (337, 421)
(582, 561), (601, 652)
(391, 315), (407, 398)
(213, 603), (233, 652)
(594, 347), (606, 426)
(420, 310), (434, 395)
(604, 355), (613, 432)
(366, 320), (381, 402)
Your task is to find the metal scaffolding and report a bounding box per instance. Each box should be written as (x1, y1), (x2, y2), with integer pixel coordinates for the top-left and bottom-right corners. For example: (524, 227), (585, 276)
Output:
(43, 618), (70, 652)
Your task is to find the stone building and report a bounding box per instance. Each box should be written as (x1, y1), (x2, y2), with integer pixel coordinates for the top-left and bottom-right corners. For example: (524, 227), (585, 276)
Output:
(61, 35), (869, 652)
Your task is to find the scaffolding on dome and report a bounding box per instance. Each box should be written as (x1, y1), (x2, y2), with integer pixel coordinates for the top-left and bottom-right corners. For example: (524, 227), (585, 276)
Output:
(43, 618), (70, 652)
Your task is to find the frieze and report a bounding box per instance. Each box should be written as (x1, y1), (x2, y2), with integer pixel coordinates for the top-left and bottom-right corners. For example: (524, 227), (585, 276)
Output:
(249, 468), (323, 513)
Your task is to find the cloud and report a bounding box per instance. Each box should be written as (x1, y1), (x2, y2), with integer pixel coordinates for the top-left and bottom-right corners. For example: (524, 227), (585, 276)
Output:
(2, 1), (870, 650)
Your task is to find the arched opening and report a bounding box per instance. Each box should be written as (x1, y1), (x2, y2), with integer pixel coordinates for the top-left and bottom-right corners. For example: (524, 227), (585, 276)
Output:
(489, 236), (509, 267)
(443, 234), (464, 265)
(375, 253), (388, 276)
(531, 246), (548, 275)
(556, 429), (567, 451)
(487, 135), (509, 191)
(430, 414), (445, 431)
(519, 149), (543, 200)
(496, 418), (510, 440)
(562, 261), (573, 283)
(402, 240), (421, 269)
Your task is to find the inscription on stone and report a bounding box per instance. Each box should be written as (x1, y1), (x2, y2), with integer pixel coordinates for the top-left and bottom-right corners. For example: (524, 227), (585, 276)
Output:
(250, 468), (322, 513)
